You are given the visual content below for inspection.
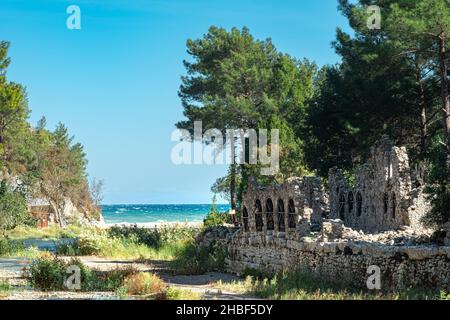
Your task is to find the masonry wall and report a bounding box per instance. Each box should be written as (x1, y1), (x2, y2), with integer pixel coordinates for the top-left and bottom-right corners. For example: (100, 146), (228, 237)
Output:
(225, 230), (450, 292)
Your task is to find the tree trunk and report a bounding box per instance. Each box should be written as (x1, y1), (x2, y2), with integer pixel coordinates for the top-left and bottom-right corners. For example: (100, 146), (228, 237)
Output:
(438, 35), (450, 138)
(49, 199), (64, 228)
(416, 69), (428, 157)
(230, 163), (237, 211)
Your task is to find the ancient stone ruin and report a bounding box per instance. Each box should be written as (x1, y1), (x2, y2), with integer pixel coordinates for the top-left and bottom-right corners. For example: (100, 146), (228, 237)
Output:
(329, 136), (430, 233)
(218, 137), (450, 291)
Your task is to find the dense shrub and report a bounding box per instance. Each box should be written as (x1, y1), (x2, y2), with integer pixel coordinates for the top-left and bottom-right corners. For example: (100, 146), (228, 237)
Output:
(27, 254), (67, 291)
(0, 181), (35, 231)
(27, 254), (139, 292)
(0, 238), (24, 256)
(170, 240), (228, 275)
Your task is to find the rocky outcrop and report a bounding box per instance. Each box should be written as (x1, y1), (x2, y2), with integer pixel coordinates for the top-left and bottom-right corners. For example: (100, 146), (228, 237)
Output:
(28, 198), (104, 227)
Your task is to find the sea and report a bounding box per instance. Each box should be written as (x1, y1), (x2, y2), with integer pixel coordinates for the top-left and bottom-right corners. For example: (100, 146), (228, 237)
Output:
(101, 204), (231, 224)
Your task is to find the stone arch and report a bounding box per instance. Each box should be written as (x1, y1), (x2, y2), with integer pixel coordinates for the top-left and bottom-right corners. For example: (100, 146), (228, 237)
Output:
(339, 193), (346, 221)
(347, 191), (354, 213)
(266, 198), (274, 231)
(356, 192), (363, 217)
(242, 206), (249, 232)
(288, 199), (296, 229)
(255, 199), (263, 232)
(277, 199), (285, 232)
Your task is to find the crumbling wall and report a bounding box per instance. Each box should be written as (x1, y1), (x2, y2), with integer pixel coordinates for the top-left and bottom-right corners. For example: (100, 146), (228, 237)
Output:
(241, 177), (327, 240)
(328, 136), (430, 233)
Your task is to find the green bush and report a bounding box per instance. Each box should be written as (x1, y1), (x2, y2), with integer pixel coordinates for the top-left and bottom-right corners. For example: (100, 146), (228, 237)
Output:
(170, 240), (228, 275)
(27, 254), (139, 292)
(0, 181), (35, 232)
(27, 254), (67, 291)
(0, 238), (25, 256)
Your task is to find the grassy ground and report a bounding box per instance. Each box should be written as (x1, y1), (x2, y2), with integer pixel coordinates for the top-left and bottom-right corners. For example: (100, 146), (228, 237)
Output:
(5, 225), (83, 241)
(213, 268), (449, 300)
(0, 279), (11, 298)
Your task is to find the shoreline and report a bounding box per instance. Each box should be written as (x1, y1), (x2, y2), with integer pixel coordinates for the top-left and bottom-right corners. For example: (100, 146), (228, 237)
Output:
(103, 221), (203, 229)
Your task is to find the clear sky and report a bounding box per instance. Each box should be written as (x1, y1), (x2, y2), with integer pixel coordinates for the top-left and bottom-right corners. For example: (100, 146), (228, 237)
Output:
(0, 0), (351, 204)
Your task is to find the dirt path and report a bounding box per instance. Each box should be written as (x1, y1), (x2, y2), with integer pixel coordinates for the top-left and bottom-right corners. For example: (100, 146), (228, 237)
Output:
(0, 255), (256, 300)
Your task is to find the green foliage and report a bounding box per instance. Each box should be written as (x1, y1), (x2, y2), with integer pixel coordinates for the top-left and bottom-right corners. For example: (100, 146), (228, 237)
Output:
(203, 212), (231, 229)
(27, 254), (67, 291)
(27, 254), (139, 292)
(170, 240), (228, 275)
(203, 195), (232, 228)
(423, 138), (450, 226)
(5, 224), (82, 241)
(0, 181), (33, 231)
(0, 279), (11, 291)
(107, 224), (199, 248)
(55, 225), (199, 261)
(166, 287), (203, 300)
(0, 237), (24, 256)
(177, 26), (316, 207)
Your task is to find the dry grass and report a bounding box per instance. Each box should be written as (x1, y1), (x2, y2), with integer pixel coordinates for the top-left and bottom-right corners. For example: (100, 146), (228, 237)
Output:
(120, 272), (167, 298)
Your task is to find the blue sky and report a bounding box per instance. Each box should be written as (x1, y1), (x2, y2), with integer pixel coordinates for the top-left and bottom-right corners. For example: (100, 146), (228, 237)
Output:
(0, 0), (351, 204)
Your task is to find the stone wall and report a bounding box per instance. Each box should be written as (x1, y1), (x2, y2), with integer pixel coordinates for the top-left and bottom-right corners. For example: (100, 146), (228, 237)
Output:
(225, 229), (450, 292)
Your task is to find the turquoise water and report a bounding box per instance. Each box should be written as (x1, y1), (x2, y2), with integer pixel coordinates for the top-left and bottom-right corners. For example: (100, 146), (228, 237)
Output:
(101, 204), (231, 224)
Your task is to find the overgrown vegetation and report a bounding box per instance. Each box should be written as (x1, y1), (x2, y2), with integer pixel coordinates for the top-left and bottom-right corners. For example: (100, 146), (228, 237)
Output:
(55, 225), (199, 261)
(27, 254), (139, 292)
(215, 267), (447, 300)
(170, 240), (228, 275)
(26, 254), (203, 299)
(0, 182), (34, 232)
